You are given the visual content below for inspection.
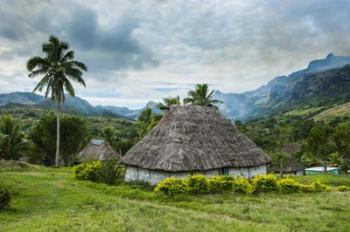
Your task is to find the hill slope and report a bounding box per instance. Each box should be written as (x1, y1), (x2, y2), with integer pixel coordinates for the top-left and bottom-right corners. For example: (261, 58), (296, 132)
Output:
(215, 53), (350, 120)
(0, 92), (159, 120)
(0, 92), (44, 106)
(314, 101), (350, 121)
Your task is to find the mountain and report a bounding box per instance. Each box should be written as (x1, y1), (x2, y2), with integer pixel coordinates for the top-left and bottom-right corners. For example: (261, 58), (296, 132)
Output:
(36, 95), (97, 115)
(95, 105), (136, 118)
(0, 92), (160, 120)
(215, 53), (350, 120)
(35, 95), (131, 119)
(0, 92), (44, 106)
(2, 53), (350, 121)
(266, 65), (350, 112)
(97, 101), (161, 119)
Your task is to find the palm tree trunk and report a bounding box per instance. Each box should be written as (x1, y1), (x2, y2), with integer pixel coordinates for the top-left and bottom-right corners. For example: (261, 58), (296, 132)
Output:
(324, 160), (327, 173)
(55, 102), (60, 167)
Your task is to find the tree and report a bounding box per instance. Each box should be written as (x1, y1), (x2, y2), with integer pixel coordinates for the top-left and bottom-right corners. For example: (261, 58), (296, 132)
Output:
(333, 122), (350, 159)
(101, 126), (115, 144)
(135, 108), (162, 139)
(60, 115), (88, 165)
(157, 96), (181, 109)
(271, 151), (289, 177)
(27, 35), (87, 167)
(101, 127), (135, 155)
(306, 124), (334, 172)
(0, 114), (27, 160)
(333, 122), (350, 172)
(183, 84), (222, 106)
(29, 112), (88, 166)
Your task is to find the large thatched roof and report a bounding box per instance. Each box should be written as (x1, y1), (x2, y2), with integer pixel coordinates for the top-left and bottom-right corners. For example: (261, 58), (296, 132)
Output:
(123, 105), (271, 172)
(78, 139), (121, 162)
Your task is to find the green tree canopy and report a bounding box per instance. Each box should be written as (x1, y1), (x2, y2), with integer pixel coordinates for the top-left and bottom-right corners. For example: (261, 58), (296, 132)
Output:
(0, 114), (27, 160)
(306, 123), (335, 172)
(157, 96), (181, 109)
(135, 108), (162, 139)
(29, 111), (88, 166)
(333, 122), (350, 159)
(183, 84), (222, 106)
(333, 122), (350, 171)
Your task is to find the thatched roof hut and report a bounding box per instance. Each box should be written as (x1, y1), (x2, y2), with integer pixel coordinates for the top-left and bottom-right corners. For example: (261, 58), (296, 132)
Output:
(123, 105), (271, 185)
(270, 143), (304, 175)
(78, 139), (121, 162)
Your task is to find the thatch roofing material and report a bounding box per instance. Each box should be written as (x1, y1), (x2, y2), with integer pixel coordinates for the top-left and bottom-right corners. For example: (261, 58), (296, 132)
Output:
(123, 105), (271, 172)
(270, 157), (304, 173)
(281, 143), (301, 155)
(79, 139), (121, 162)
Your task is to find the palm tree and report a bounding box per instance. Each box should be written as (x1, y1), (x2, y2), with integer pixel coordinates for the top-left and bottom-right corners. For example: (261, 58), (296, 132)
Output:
(157, 96), (181, 109)
(135, 108), (162, 139)
(183, 84), (222, 106)
(26, 35), (87, 167)
(0, 114), (27, 160)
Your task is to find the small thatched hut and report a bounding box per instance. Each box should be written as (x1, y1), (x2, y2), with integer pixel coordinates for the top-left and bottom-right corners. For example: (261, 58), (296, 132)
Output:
(270, 143), (304, 175)
(78, 139), (121, 162)
(123, 105), (271, 185)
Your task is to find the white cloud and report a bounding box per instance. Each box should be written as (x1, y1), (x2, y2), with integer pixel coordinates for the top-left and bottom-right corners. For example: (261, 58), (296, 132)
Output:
(0, 0), (350, 108)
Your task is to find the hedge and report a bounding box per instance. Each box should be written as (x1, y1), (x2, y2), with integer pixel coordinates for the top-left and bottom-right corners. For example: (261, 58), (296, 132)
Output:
(154, 174), (339, 196)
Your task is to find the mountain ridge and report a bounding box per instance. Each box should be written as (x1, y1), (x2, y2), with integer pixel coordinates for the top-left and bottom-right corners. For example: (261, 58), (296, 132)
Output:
(214, 53), (350, 120)
(1, 53), (350, 121)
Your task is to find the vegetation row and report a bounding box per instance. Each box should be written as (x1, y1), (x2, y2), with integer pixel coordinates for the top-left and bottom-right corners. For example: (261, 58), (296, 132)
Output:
(154, 174), (350, 196)
(72, 162), (350, 196)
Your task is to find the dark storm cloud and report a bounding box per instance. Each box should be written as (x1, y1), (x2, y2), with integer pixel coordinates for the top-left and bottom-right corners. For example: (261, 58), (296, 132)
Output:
(1, 0), (350, 108)
(0, 0), (157, 71)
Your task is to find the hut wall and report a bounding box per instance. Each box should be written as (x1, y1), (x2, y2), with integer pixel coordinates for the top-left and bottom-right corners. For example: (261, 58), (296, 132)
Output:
(230, 165), (267, 178)
(125, 165), (267, 185)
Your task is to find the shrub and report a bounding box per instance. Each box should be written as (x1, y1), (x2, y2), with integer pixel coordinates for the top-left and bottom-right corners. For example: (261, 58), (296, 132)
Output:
(0, 185), (10, 210)
(208, 176), (234, 193)
(300, 184), (316, 193)
(278, 178), (303, 194)
(300, 181), (332, 193)
(233, 177), (253, 194)
(311, 180), (332, 192)
(74, 161), (102, 181)
(336, 185), (350, 192)
(252, 174), (279, 193)
(188, 175), (209, 194)
(154, 178), (188, 196)
(96, 160), (122, 185)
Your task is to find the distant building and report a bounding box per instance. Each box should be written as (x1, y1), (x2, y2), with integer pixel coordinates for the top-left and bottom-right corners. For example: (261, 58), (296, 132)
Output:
(123, 105), (271, 185)
(305, 167), (340, 175)
(270, 143), (304, 175)
(78, 139), (121, 162)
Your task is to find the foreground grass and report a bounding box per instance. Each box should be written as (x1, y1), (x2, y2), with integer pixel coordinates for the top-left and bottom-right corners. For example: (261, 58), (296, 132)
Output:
(1, 164), (350, 231)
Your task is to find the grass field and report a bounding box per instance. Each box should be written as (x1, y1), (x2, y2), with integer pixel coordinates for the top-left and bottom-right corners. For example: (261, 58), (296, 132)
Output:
(1, 162), (350, 232)
(314, 102), (350, 121)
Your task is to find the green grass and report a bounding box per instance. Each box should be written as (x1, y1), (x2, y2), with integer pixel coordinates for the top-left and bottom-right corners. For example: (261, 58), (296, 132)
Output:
(292, 174), (350, 186)
(284, 107), (324, 117)
(314, 101), (350, 121)
(1, 163), (350, 231)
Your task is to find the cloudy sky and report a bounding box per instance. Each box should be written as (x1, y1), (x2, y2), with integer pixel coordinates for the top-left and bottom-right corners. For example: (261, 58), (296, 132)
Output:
(1, 0), (350, 108)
